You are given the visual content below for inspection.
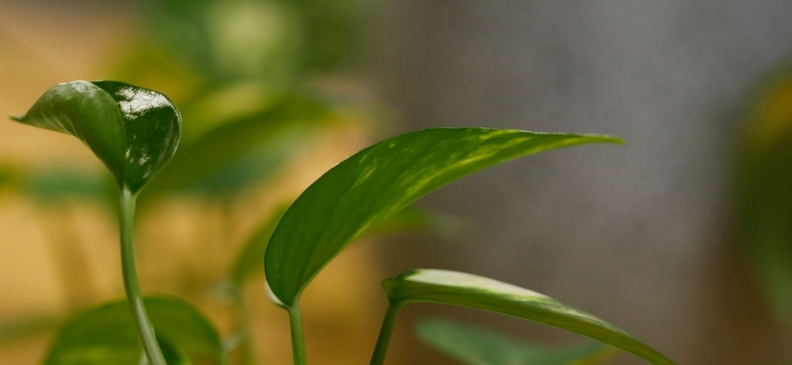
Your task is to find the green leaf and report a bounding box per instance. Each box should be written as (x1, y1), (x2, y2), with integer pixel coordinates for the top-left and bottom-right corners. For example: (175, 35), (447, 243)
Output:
(150, 335), (191, 365)
(0, 166), (16, 191)
(44, 297), (222, 365)
(384, 269), (674, 365)
(11, 80), (181, 193)
(736, 68), (792, 324)
(265, 128), (622, 307)
(416, 317), (615, 365)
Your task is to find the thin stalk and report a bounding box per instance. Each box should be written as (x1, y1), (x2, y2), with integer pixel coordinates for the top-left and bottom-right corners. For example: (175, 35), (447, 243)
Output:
(120, 188), (166, 365)
(287, 305), (307, 365)
(369, 303), (401, 365)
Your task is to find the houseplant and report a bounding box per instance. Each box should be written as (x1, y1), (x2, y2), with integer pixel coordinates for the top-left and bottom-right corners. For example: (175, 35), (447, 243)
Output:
(10, 80), (675, 365)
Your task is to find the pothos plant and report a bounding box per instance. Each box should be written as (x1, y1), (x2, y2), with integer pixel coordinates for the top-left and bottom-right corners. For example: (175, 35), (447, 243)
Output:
(11, 80), (676, 365)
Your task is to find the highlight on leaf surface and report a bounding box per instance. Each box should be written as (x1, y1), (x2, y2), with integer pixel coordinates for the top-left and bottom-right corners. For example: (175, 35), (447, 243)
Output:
(264, 127), (622, 308)
(415, 317), (615, 365)
(11, 80), (181, 193)
(383, 269), (675, 365)
(44, 297), (222, 365)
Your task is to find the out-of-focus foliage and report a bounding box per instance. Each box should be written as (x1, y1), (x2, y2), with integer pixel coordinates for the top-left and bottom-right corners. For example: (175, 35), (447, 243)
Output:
(415, 317), (615, 365)
(381, 270), (673, 365)
(737, 67), (792, 324)
(43, 297), (222, 365)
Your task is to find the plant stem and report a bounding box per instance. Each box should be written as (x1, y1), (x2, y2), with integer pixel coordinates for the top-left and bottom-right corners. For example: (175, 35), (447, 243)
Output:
(120, 187), (166, 365)
(369, 303), (401, 365)
(287, 305), (307, 365)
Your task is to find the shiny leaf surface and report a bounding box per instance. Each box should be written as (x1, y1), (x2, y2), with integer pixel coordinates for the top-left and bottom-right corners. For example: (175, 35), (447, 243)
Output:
(384, 269), (674, 365)
(265, 128), (621, 307)
(44, 297), (222, 365)
(12, 80), (181, 193)
(416, 317), (615, 365)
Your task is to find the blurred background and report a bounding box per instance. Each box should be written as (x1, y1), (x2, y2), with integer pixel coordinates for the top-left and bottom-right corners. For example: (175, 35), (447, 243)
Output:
(2, 1), (792, 364)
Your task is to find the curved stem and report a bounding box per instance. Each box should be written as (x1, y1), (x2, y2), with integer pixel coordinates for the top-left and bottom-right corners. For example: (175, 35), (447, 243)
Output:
(369, 302), (401, 365)
(287, 305), (307, 365)
(120, 188), (166, 365)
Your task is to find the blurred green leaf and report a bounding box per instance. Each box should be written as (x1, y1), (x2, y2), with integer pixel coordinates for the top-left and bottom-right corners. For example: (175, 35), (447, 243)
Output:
(143, 93), (331, 197)
(384, 269), (674, 365)
(737, 69), (792, 324)
(179, 82), (278, 142)
(21, 167), (114, 203)
(11, 80), (181, 194)
(149, 335), (191, 365)
(415, 317), (615, 365)
(368, 206), (467, 242)
(232, 203), (290, 286)
(265, 127), (622, 308)
(145, 0), (306, 85)
(0, 166), (18, 193)
(44, 297), (222, 365)
(288, 0), (373, 70)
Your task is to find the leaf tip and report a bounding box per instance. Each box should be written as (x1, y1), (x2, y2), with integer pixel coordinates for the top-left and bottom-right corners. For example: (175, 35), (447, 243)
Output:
(8, 115), (23, 122)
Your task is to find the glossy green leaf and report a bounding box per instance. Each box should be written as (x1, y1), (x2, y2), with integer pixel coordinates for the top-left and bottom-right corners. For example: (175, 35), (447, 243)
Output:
(265, 128), (622, 307)
(44, 297), (222, 365)
(384, 269), (674, 365)
(11, 80), (181, 193)
(416, 317), (615, 365)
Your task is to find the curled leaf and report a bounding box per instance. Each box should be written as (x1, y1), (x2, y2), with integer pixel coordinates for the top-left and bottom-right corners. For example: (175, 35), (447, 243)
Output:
(12, 80), (181, 193)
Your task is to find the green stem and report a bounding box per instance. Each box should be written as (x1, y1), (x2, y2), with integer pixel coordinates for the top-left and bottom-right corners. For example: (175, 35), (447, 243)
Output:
(120, 188), (166, 365)
(369, 302), (401, 365)
(287, 305), (307, 365)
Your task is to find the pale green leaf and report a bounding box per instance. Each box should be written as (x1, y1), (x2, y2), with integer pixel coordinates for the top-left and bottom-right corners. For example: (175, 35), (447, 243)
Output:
(384, 269), (674, 365)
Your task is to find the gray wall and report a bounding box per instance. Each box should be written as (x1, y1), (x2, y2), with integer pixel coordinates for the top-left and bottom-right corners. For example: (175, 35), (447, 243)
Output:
(373, 1), (792, 364)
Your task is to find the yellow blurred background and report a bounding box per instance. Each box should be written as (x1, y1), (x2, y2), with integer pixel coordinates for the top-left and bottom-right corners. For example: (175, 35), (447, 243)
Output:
(0, 1), (400, 364)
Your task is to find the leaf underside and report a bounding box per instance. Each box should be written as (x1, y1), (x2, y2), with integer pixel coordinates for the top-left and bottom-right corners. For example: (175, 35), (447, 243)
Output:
(385, 269), (675, 365)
